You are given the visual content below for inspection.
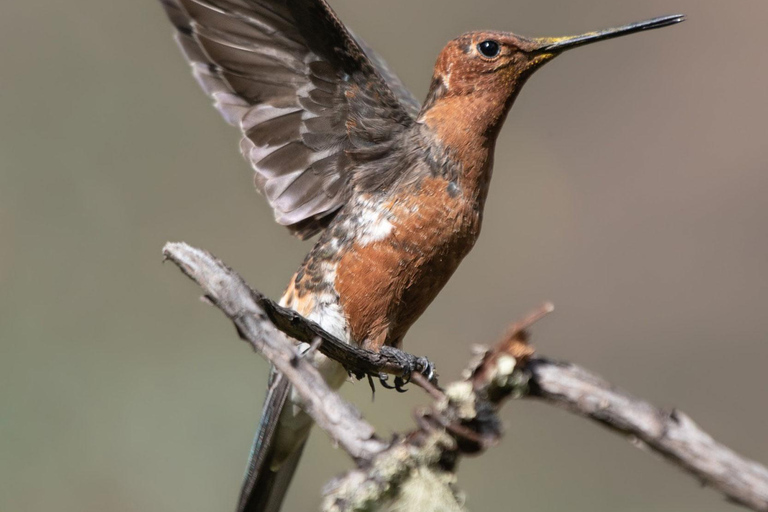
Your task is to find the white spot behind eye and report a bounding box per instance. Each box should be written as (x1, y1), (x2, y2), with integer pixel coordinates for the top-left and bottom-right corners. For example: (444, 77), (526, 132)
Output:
(444, 61), (454, 89)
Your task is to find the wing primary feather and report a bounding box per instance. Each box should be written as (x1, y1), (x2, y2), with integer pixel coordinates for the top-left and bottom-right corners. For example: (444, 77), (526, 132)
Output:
(158, 0), (421, 240)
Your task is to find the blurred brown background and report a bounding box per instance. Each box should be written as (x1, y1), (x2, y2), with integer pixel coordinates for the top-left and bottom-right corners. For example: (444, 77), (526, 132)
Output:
(1, 0), (767, 511)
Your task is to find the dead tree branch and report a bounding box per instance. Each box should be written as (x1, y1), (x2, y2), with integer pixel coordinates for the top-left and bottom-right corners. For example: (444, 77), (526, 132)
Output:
(163, 241), (768, 512)
(163, 242), (432, 381)
(525, 358), (768, 511)
(162, 242), (388, 460)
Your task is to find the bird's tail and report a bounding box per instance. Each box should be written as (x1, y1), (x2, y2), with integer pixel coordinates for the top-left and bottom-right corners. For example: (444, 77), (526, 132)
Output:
(236, 284), (349, 512)
(236, 370), (308, 512)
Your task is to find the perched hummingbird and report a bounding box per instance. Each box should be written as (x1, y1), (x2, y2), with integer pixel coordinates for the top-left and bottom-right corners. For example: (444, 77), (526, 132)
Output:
(157, 1), (683, 510)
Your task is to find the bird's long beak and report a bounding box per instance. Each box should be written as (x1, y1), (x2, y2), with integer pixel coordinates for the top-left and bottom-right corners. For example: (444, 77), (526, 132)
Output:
(533, 14), (685, 54)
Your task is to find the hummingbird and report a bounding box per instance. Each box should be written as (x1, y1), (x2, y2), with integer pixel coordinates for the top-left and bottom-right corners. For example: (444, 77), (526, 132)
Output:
(157, 1), (684, 510)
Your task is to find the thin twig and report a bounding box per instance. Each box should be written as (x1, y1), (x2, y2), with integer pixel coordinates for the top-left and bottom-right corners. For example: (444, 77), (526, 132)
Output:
(411, 372), (445, 401)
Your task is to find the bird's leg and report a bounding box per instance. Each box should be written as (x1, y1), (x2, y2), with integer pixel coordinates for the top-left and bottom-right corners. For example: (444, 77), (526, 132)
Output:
(346, 350), (436, 392)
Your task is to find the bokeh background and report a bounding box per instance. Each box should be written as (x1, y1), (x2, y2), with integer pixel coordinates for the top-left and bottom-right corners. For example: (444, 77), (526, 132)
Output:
(2, 0), (767, 511)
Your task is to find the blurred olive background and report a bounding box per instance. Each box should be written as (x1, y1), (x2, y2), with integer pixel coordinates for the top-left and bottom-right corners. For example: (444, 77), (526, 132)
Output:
(2, 0), (767, 511)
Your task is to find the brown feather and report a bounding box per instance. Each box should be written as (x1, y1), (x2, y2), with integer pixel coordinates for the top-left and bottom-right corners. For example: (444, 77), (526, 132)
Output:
(335, 175), (482, 351)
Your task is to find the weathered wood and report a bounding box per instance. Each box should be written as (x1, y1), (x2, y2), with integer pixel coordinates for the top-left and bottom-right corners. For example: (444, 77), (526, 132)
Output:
(162, 242), (388, 461)
(526, 358), (768, 511)
(163, 241), (768, 512)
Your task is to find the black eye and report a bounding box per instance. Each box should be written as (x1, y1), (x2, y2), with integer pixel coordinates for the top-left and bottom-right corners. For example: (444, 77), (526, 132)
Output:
(477, 40), (500, 58)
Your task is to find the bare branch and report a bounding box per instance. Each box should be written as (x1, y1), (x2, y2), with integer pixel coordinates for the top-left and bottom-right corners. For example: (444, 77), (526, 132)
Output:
(163, 242), (432, 379)
(163, 241), (768, 512)
(525, 358), (768, 511)
(162, 242), (388, 460)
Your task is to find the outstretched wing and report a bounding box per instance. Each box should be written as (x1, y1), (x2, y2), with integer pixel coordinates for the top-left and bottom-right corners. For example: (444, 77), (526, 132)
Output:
(159, 0), (420, 238)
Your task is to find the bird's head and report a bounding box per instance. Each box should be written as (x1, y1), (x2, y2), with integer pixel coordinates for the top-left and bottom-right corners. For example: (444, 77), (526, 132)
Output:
(419, 15), (684, 140)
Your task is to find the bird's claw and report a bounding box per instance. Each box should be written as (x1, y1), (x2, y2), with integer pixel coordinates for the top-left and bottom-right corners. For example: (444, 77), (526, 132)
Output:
(378, 373), (394, 389)
(393, 376), (409, 392)
(415, 356), (436, 383)
(378, 373), (409, 392)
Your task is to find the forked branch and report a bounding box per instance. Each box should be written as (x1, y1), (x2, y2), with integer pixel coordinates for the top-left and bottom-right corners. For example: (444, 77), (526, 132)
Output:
(163, 241), (768, 512)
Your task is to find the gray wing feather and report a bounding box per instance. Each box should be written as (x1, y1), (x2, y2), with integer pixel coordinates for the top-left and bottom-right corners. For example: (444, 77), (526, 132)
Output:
(351, 34), (421, 119)
(158, 0), (420, 239)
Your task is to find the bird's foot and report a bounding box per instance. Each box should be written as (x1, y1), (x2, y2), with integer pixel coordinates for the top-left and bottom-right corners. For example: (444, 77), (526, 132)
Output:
(379, 346), (438, 392)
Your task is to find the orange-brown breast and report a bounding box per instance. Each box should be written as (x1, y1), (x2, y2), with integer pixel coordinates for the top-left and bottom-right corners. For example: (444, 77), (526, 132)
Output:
(334, 175), (482, 352)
